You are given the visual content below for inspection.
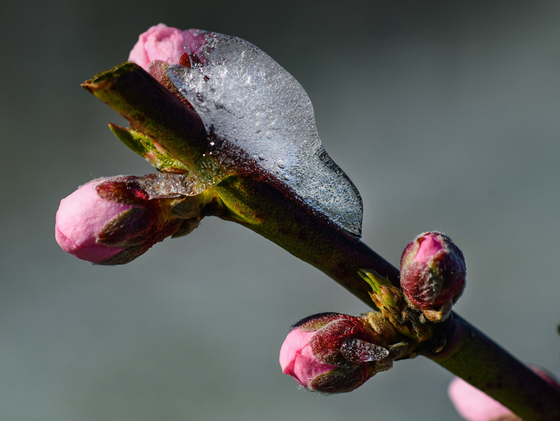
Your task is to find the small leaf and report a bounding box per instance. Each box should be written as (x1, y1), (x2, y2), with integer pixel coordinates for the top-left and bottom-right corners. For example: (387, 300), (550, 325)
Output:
(109, 123), (190, 174)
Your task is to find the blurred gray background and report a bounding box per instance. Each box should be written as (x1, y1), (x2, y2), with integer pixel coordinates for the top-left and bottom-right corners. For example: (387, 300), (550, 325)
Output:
(2, 1), (560, 420)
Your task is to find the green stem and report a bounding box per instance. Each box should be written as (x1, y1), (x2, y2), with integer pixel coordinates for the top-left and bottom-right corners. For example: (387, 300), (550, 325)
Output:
(215, 176), (560, 421)
(83, 65), (560, 421)
(427, 315), (560, 421)
(214, 176), (400, 304)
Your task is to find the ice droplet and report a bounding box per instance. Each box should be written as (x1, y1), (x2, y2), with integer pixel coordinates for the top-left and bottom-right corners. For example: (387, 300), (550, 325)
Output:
(168, 30), (363, 236)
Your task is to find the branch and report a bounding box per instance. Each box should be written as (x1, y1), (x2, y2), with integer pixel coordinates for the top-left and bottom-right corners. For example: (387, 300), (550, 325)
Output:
(82, 63), (560, 421)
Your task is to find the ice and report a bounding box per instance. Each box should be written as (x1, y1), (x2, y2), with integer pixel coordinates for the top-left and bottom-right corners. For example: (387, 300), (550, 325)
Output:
(167, 30), (363, 236)
(137, 173), (202, 198)
(340, 337), (389, 363)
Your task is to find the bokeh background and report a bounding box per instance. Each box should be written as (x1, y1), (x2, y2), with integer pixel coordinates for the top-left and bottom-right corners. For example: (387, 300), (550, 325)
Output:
(2, 1), (560, 420)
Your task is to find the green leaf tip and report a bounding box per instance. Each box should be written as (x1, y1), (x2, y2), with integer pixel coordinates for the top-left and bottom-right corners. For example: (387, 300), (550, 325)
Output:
(89, 62), (139, 84)
(358, 269), (399, 309)
(359, 269), (392, 294)
(108, 123), (190, 174)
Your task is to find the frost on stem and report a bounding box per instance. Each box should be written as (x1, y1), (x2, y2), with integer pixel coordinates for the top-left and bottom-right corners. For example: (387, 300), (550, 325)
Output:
(128, 24), (364, 237)
(58, 24), (368, 266)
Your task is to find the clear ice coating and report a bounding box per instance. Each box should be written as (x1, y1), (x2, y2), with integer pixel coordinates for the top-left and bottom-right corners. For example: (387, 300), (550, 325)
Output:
(167, 30), (363, 236)
(340, 337), (389, 363)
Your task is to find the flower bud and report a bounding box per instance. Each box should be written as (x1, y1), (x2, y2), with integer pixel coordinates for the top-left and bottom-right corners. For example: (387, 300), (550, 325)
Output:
(128, 24), (208, 71)
(400, 232), (466, 320)
(279, 313), (392, 394)
(55, 175), (202, 265)
(448, 367), (560, 421)
(128, 24), (185, 69)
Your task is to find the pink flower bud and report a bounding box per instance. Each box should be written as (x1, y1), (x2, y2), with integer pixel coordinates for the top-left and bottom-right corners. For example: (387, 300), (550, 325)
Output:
(279, 329), (338, 389)
(55, 176), (197, 265)
(279, 313), (392, 394)
(448, 368), (560, 421)
(55, 180), (133, 263)
(127, 24), (210, 112)
(128, 24), (208, 71)
(128, 24), (185, 70)
(400, 232), (466, 311)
